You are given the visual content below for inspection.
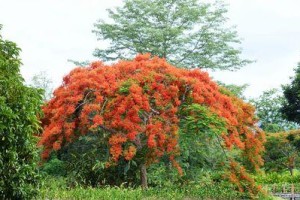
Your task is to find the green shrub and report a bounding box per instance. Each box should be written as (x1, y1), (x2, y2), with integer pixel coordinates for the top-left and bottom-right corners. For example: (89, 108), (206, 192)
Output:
(56, 133), (140, 187)
(255, 170), (300, 184)
(0, 25), (43, 199)
(40, 154), (66, 177)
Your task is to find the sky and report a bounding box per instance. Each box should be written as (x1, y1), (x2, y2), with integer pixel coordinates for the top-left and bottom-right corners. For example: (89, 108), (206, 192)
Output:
(0, 0), (300, 98)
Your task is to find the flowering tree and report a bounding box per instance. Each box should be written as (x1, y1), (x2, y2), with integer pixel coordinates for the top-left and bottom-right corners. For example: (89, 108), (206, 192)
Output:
(39, 54), (264, 194)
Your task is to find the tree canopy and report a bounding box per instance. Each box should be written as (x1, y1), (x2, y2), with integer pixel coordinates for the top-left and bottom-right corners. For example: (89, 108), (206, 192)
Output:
(217, 82), (248, 100)
(93, 0), (251, 71)
(281, 62), (300, 124)
(0, 25), (43, 199)
(39, 54), (264, 195)
(250, 89), (298, 133)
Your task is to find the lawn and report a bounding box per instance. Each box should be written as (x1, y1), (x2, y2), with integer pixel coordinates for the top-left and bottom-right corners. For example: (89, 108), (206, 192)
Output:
(39, 177), (276, 200)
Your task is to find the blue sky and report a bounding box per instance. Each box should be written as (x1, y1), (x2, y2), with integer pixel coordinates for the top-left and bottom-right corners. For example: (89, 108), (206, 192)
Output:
(1, 0), (300, 98)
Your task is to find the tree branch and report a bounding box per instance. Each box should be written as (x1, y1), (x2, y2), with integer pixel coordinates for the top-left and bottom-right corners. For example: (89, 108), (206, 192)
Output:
(98, 125), (118, 134)
(75, 89), (95, 110)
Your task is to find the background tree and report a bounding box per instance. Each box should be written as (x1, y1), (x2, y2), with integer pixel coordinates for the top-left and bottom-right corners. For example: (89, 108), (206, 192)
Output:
(0, 25), (43, 199)
(217, 82), (248, 100)
(264, 130), (300, 176)
(93, 0), (251, 71)
(39, 55), (264, 196)
(281, 62), (300, 124)
(250, 88), (298, 133)
(30, 71), (53, 101)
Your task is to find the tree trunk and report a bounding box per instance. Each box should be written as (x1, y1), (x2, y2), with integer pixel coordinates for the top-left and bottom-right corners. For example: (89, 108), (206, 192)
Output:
(289, 167), (294, 176)
(140, 163), (148, 189)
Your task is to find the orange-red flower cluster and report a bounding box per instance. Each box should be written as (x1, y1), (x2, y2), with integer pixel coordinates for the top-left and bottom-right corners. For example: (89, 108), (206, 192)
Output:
(123, 146), (137, 161)
(228, 161), (262, 197)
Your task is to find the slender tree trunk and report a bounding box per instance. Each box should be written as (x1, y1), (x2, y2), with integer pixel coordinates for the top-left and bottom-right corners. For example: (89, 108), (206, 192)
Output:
(289, 167), (294, 176)
(140, 163), (148, 189)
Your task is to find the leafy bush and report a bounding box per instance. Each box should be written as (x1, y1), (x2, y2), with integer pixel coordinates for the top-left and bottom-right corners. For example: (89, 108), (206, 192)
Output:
(56, 133), (140, 187)
(255, 171), (300, 184)
(0, 25), (43, 199)
(147, 161), (183, 187)
(40, 154), (66, 177)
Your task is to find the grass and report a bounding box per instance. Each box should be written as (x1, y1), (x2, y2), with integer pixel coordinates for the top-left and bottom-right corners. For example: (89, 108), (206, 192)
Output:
(38, 177), (276, 200)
